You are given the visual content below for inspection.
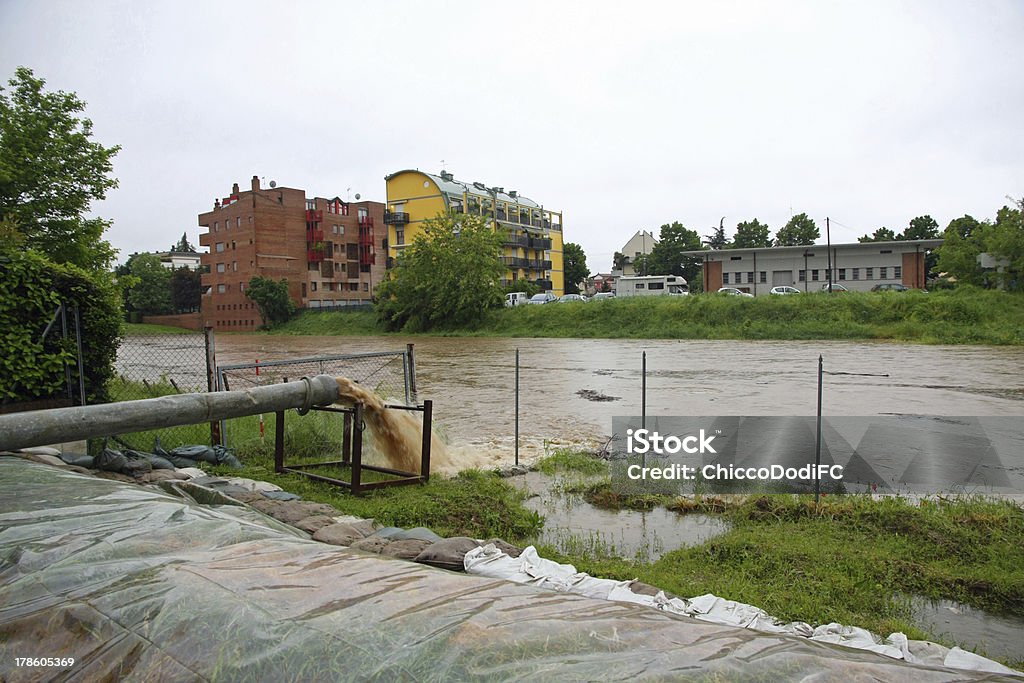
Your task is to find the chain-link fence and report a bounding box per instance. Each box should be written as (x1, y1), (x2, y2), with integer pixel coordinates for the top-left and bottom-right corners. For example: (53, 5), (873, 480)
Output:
(215, 349), (416, 461)
(104, 331), (215, 452)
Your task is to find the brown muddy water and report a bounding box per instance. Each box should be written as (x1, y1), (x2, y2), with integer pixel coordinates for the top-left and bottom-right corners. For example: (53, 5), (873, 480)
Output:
(199, 335), (1024, 464)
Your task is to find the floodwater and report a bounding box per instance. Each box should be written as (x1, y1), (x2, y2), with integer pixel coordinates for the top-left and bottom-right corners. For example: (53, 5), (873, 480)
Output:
(908, 595), (1024, 663)
(511, 470), (729, 561)
(199, 335), (1024, 463)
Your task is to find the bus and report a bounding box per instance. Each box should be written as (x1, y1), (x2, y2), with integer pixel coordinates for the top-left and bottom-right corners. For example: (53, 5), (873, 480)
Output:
(615, 275), (689, 297)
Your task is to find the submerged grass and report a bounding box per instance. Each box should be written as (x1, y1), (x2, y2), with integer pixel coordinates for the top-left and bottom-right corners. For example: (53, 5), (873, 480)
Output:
(268, 288), (1024, 345)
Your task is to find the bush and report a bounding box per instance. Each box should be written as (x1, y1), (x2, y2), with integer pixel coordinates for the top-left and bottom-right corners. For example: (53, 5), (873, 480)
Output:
(0, 247), (122, 403)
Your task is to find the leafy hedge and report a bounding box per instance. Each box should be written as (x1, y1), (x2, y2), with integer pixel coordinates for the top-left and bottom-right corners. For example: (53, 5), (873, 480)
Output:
(0, 248), (122, 404)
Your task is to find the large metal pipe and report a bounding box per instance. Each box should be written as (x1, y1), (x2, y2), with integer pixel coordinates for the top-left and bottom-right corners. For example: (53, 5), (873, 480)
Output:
(0, 375), (341, 452)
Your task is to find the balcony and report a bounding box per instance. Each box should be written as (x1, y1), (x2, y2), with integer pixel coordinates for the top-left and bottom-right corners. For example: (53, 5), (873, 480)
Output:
(307, 249), (324, 263)
(306, 228), (324, 242)
(358, 215), (374, 228)
(529, 237), (552, 250)
(503, 235), (530, 248)
(501, 256), (530, 269)
(526, 260), (553, 271)
(305, 209), (323, 223)
(384, 211), (409, 225)
(533, 279), (553, 291)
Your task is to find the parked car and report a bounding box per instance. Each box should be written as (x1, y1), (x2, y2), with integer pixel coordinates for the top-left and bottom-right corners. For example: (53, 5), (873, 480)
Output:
(769, 286), (801, 295)
(820, 283), (849, 292)
(505, 291), (529, 307)
(527, 292), (557, 305)
(870, 283), (910, 292)
(557, 294), (588, 303)
(717, 287), (754, 298)
(592, 292), (616, 300)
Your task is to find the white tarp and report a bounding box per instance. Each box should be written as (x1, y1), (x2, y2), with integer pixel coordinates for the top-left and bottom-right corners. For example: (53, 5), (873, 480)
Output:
(464, 543), (1019, 677)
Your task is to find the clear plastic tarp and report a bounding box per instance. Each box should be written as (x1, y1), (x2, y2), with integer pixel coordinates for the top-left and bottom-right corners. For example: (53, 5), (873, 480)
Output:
(1, 457), (1020, 682)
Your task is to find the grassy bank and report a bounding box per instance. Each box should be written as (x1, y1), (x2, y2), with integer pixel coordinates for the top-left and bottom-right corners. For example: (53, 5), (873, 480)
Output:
(270, 288), (1024, 345)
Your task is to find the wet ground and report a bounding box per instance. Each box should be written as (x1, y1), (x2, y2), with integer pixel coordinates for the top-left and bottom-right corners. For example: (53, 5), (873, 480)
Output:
(907, 595), (1024, 663)
(511, 470), (729, 562)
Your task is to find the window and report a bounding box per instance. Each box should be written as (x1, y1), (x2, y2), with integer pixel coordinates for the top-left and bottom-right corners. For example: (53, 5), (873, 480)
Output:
(239, 282), (245, 292)
(363, 282), (369, 292)
(216, 263), (225, 273)
(839, 269), (846, 280)
(798, 270), (806, 282)
(722, 272), (729, 284)
(759, 271), (767, 284)
(852, 268), (860, 280)
(217, 284), (226, 293)
(311, 281), (317, 292)
(301, 283), (307, 297)
(396, 229), (404, 245)
(649, 282), (664, 290)
(894, 266), (902, 278)
(232, 262), (237, 271)
(880, 267), (888, 279)
(880, 249), (892, 254)
(358, 208), (368, 219)
(306, 199), (315, 210)
(236, 217), (241, 228)
(636, 283), (646, 289)
(231, 241), (236, 250)
(747, 272), (754, 284)
(213, 222), (218, 232)
(812, 270), (819, 281)
(865, 267), (874, 280)
(730, 256), (743, 261)
(215, 242), (225, 253)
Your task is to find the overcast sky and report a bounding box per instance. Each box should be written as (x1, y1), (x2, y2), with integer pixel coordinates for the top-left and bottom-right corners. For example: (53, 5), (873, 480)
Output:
(2, 1), (1022, 271)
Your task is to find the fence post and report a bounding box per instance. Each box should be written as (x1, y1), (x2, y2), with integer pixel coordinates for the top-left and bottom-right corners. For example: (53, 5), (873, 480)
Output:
(514, 348), (520, 467)
(406, 343), (418, 405)
(814, 354), (823, 504)
(641, 350), (647, 468)
(204, 326), (221, 446)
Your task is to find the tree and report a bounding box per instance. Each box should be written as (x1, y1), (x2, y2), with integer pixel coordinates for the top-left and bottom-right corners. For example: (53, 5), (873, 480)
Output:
(985, 199), (1024, 289)
(731, 219), (772, 249)
(375, 212), (504, 331)
(0, 67), (120, 270)
(171, 232), (197, 253)
(648, 221), (704, 283)
(704, 218), (730, 249)
(900, 215), (939, 241)
(612, 251), (626, 272)
(774, 213), (819, 246)
(562, 242), (589, 295)
(170, 267), (202, 313)
(936, 219), (987, 286)
(125, 253), (172, 316)
(246, 276), (296, 328)
(858, 227), (896, 242)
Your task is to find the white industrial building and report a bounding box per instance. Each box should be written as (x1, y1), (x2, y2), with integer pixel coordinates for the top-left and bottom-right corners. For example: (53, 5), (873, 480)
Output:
(682, 239), (943, 295)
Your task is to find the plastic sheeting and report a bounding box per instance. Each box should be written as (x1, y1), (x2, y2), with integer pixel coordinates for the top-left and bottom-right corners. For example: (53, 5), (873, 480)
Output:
(464, 545), (1020, 676)
(1, 457), (1021, 682)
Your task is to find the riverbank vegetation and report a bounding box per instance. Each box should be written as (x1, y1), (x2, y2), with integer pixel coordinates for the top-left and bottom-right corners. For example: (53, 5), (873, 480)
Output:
(269, 287), (1024, 345)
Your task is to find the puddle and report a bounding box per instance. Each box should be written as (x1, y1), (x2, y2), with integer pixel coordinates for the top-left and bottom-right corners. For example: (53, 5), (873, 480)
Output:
(908, 595), (1024, 662)
(512, 471), (729, 562)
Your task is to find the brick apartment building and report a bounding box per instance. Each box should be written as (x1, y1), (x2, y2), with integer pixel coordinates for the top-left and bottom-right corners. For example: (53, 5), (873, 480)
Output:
(198, 176), (386, 329)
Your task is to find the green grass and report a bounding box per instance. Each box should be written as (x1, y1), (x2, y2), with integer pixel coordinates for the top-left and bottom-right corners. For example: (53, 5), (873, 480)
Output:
(122, 322), (199, 335)
(538, 488), (1024, 665)
(535, 449), (609, 476)
(269, 288), (1024, 345)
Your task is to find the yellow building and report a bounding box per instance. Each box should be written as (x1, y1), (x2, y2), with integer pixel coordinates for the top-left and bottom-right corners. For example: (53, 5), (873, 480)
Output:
(384, 169), (564, 295)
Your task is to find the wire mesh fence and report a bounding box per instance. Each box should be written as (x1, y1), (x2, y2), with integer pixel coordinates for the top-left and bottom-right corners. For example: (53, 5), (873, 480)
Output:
(216, 349), (416, 460)
(104, 331), (215, 452)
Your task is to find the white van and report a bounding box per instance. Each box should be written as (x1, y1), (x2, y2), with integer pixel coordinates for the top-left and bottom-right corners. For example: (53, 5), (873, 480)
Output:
(615, 275), (689, 297)
(505, 291), (529, 307)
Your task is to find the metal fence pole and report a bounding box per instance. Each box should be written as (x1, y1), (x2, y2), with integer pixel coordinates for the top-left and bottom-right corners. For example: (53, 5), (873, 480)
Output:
(401, 344), (413, 403)
(814, 354), (823, 504)
(73, 305), (86, 406)
(204, 326), (221, 446)
(515, 348), (520, 467)
(641, 350), (647, 469)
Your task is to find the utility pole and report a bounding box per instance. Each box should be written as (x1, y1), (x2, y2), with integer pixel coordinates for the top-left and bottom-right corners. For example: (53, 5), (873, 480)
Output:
(826, 217), (833, 292)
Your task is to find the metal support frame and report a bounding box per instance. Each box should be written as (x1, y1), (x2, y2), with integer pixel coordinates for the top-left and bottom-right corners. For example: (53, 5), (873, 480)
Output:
(274, 399), (433, 494)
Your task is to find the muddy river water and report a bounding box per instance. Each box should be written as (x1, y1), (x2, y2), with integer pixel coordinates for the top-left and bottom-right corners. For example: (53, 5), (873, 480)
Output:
(207, 335), (1024, 461)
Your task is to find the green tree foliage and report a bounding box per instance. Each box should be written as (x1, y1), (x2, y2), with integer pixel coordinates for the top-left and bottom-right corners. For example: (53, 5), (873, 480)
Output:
(704, 219), (730, 249)
(0, 245), (121, 403)
(937, 218), (987, 286)
(858, 227), (897, 242)
(376, 212), (504, 331)
(246, 276), (296, 328)
(170, 267), (202, 313)
(563, 242), (589, 295)
(171, 232), (197, 253)
(648, 221), (705, 284)
(986, 199), (1024, 289)
(612, 251), (627, 272)
(731, 219), (773, 249)
(0, 67), (120, 271)
(774, 213), (819, 246)
(901, 215), (940, 241)
(125, 253), (172, 316)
